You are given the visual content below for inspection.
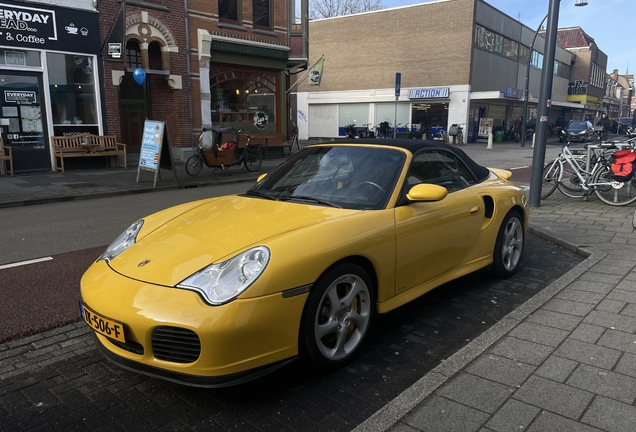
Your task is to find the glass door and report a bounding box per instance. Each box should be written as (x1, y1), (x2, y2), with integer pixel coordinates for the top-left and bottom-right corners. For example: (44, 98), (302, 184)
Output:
(0, 72), (50, 172)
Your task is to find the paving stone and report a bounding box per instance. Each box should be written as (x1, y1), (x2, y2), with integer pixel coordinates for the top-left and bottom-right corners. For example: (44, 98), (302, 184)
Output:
(513, 376), (593, 420)
(554, 338), (621, 369)
(526, 410), (603, 432)
(569, 323), (606, 344)
(525, 309), (582, 332)
(615, 279), (636, 292)
(566, 279), (615, 295)
(437, 373), (514, 414)
(566, 364), (636, 404)
(614, 352), (636, 378)
(484, 399), (539, 432)
(619, 303), (636, 317)
(581, 396), (636, 432)
(542, 298), (595, 317)
(554, 288), (604, 305)
(607, 288), (636, 303)
(465, 354), (535, 387)
(402, 395), (490, 432)
(597, 329), (636, 355)
(583, 310), (636, 333)
(534, 355), (578, 382)
(488, 336), (554, 366)
(595, 299), (627, 314)
(508, 322), (569, 347)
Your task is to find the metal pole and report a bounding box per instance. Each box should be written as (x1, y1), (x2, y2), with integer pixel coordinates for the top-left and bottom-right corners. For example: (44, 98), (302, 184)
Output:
(522, 14), (548, 147)
(528, 0), (561, 207)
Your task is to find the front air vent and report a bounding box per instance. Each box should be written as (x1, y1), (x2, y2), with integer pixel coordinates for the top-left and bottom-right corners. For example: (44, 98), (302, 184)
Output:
(151, 326), (201, 363)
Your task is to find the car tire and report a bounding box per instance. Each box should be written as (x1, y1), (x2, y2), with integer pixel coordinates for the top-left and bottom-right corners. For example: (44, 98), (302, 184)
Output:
(299, 263), (375, 370)
(492, 210), (524, 278)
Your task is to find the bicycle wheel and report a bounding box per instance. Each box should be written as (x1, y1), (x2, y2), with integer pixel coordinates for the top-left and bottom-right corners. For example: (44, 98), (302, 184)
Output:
(244, 148), (263, 172)
(457, 131), (464, 145)
(556, 158), (586, 198)
(541, 160), (561, 199)
(592, 165), (636, 206)
(185, 155), (203, 176)
(632, 209), (636, 229)
(442, 132), (449, 145)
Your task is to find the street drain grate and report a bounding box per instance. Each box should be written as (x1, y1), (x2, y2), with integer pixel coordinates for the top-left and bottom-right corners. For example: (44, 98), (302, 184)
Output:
(64, 183), (101, 189)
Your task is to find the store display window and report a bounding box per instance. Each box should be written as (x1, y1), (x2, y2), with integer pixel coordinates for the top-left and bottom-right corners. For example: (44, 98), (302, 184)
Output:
(47, 53), (98, 134)
(210, 65), (277, 131)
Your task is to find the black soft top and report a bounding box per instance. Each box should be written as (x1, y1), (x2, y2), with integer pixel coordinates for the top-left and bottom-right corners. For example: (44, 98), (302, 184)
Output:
(328, 138), (491, 182)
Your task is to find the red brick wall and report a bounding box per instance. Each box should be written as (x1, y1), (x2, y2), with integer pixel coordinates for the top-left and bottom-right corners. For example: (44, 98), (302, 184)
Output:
(98, 1), (191, 148)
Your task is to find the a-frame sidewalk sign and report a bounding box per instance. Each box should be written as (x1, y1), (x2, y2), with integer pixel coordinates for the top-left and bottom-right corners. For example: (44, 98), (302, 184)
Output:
(136, 120), (178, 187)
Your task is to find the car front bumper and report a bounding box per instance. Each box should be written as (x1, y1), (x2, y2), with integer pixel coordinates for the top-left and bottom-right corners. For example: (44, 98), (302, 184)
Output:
(80, 260), (308, 386)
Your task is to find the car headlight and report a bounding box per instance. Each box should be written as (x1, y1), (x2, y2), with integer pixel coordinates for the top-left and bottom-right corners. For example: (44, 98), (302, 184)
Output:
(177, 246), (270, 305)
(98, 220), (144, 263)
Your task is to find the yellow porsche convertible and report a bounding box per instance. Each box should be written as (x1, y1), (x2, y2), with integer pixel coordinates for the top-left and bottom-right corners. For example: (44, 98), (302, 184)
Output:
(80, 139), (528, 387)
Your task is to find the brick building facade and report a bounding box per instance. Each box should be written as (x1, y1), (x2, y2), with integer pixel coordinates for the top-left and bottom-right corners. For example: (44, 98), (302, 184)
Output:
(99, 0), (190, 152)
(296, 0), (598, 142)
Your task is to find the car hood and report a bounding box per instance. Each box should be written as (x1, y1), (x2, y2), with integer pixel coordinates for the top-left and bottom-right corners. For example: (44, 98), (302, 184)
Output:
(108, 195), (359, 286)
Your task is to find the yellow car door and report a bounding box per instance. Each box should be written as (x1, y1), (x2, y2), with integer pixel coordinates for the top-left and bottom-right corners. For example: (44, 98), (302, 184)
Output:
(394, 150), (484, 295)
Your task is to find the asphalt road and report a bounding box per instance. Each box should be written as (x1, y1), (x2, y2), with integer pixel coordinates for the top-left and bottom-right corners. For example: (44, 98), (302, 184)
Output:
(0, 232), (582, 431)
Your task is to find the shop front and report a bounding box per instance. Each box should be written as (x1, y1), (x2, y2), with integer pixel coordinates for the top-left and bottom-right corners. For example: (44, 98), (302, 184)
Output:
(298, 85), (467, 140)
(0, 0), (100, 173)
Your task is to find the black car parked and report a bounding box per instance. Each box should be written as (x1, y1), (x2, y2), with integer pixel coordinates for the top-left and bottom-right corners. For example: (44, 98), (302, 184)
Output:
(564, 120), (594, 142)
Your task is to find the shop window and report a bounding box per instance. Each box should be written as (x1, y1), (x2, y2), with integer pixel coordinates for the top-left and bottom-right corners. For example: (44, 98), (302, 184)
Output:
(219, 0), (239, 22)
(47, 53), (97, 126)
(126, 41), (142, 69)
(210, 65), (277, 129)
(253, 0), (271, 28)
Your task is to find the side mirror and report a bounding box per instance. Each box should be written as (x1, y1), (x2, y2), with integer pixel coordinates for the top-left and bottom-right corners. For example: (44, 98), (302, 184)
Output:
(406, 184), (448, 202)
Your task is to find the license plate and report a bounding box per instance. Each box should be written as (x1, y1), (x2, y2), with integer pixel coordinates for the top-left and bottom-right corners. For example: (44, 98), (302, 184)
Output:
(81, 303), (126, 343)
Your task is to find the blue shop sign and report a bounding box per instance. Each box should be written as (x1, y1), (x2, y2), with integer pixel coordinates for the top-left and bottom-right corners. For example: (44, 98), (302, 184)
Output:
(407, 88), (450, 99)
(504, 87), (523, 99)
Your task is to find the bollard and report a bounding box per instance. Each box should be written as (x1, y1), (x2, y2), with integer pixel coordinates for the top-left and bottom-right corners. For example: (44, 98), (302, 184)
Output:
(487, 132), (493, 149)
(532, 133), (535, 148)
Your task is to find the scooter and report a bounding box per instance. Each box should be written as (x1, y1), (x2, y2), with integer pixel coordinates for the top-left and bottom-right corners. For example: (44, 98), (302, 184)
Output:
(344, 123), (356, 139)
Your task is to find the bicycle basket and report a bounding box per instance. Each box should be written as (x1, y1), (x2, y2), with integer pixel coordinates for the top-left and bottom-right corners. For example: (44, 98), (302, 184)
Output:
(448, 124), (459, 136)
(201, 126), (237, 153)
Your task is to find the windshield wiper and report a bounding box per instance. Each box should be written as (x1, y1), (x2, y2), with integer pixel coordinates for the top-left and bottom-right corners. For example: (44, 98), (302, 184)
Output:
(284, 195), (343, 208)
(242, 190), (276, 200)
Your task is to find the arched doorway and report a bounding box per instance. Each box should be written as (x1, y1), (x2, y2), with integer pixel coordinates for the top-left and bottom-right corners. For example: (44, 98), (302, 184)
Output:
(118, 41), (150, 149)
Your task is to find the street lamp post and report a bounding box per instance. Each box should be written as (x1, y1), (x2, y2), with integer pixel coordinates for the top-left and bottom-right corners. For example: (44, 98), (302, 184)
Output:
(521, 14), (548, 148)
(528, 0), (588, 207)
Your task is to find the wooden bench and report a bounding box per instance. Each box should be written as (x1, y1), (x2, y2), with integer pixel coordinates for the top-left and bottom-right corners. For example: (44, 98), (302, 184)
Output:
(0, 136), (13, 176)
(51, 134), (127, 173)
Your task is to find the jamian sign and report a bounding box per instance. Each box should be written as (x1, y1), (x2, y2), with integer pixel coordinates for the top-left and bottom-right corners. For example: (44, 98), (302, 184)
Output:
(407, 88), (450, 99)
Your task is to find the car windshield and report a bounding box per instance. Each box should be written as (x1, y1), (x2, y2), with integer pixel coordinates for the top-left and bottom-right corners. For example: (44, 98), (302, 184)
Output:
(246, 145), (406, 210)
(567, 121), (587, 130)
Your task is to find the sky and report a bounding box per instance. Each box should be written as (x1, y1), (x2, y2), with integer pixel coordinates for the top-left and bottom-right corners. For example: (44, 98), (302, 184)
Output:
(380, 0), (634, 74)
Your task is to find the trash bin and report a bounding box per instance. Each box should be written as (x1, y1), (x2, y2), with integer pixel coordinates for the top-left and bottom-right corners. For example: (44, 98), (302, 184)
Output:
(495, 130), (503, 142)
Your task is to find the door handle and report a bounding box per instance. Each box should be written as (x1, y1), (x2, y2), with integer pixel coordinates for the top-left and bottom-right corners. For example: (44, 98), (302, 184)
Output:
(469, 205), (480, 215)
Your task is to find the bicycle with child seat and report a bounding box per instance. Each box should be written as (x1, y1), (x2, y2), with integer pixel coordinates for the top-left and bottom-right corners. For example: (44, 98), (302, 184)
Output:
(541, 136), (636, 206)
(185, 127), (263, 176)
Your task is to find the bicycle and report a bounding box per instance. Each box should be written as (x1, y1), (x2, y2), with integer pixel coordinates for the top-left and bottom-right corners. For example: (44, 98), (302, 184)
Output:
(448, 124), (464, 145)
(185, 127), (263, 176)
(541, 137), (636, 206)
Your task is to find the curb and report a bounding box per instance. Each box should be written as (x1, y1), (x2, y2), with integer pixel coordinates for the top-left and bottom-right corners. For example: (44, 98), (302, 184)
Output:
(352, 221), (600, 432)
